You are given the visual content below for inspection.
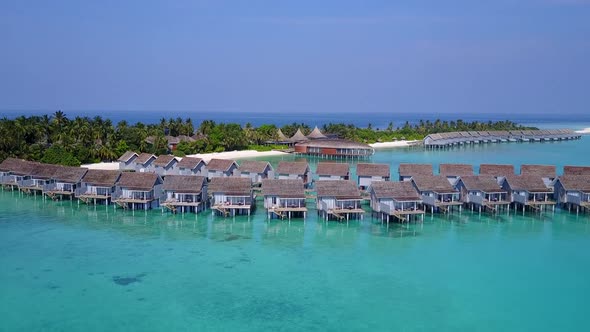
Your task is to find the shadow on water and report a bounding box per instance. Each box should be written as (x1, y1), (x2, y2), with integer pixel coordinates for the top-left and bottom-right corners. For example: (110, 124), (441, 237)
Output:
(112, 272), (147, 286)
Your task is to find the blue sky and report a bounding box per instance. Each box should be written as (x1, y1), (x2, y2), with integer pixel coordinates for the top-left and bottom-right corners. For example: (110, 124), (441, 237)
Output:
(1, 0), (589, 114)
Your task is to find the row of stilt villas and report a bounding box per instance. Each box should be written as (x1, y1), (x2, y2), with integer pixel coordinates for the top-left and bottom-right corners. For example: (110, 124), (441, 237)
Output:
(1, 157), (590, 221)
(423, 129), (581, 148)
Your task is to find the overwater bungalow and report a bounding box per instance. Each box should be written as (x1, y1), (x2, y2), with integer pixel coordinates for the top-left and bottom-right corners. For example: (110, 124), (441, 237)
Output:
(161, 175), (207, 213)
(206, 159), (238, 180)
(553, 175), (590, 213)
(276, 161), (311, 187)
(18, 163), (63, 195)
(133, 153), (157, 173)
(398, 163), (433, 181)
(262, 179), (307, 220)
(294, 139), (374, 159)
(117, 151), (138, 171)
(177, 157), (206, 176)
(43, 166), (88, 200)
(455, 175), (510, 213)
(520, 164), (557, 187)
(501, 175), (556, 212)
(424, 129), (581, 148)
(439, 163), (474, 185)
(563, 166), (590, 176)
(356, 163), (390, 190)
(315, 180), (364, 221)
(76, 169), (122, 205)
(411, 175), (462, 213)
(0, 158), (38, 188)
(306, 126), (327, 139)
(112, 172), (163, 210)
(153, 155), (179, 177)
(237, 160), (274, 185)
(208, 177), (253, 217)
(479, 164), (515, 184)
(369, 181), (424, 222)
(315, 162), (350, 181)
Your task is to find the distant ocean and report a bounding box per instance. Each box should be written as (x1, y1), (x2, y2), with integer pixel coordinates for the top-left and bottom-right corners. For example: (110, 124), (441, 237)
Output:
(2, 110), (590, 130)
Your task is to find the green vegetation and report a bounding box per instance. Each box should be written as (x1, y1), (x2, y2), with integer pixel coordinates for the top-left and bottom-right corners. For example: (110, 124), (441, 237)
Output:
(0, 112), (536, 164)
(322, 120), (537, 143)
(247, 144), (290, 152)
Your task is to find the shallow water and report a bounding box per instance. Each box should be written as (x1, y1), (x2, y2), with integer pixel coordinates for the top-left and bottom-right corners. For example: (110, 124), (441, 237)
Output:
(1, 137), (590, 331)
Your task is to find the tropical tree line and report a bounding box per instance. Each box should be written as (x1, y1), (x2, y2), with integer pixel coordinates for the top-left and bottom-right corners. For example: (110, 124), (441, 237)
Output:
(0, 112), (535, 165)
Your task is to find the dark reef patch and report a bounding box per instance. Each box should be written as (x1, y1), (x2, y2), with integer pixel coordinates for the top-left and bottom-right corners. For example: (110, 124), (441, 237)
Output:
(112, 272), (147, 286)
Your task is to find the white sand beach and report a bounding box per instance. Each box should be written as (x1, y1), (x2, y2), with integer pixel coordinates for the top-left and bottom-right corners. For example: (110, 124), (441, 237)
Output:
(369, 140), (420, 149)
(186, 150), (288, 162)
(575, 128), (590, 134)
(80, 162), (121, 170)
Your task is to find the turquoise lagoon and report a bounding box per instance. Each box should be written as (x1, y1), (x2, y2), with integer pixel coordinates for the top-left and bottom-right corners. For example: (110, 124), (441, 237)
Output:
(1, 137), (590, 331)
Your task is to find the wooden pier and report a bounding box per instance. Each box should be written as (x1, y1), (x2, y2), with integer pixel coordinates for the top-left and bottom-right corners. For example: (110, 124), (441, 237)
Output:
(424, 129), (581, 149)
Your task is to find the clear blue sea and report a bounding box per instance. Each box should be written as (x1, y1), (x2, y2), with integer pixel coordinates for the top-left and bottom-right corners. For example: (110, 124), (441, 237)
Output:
(1, 114), (590, 331)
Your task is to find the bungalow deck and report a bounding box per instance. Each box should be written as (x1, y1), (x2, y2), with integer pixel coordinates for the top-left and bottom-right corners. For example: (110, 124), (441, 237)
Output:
(211, 203), (253, 217)
(161, 199), (203, 213)
(268, 206), (308, 220)
(77, 193), (112, 204)
(379, 206), (425, 223)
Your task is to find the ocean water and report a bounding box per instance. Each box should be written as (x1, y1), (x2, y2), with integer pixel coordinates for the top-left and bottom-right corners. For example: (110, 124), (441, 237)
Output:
(1, 137), (590, 331)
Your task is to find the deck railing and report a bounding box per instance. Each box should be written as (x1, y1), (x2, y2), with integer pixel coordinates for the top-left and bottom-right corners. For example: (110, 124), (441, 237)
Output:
(0, 175), (16, 185)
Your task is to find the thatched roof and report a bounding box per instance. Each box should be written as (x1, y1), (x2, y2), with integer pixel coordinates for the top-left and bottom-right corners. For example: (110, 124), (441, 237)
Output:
(316, 162), (349, 177)
(117, 151), (138, 162)
(520, 164), (556, 178)
(563, 166), (590, 176)
(439, 164), (474, 176)
(479, 164), (515, 176)
(135, 153), (156, 165)
(239, 160), (272, 174)
(398, 164), (433, 177)
(81, 169), (122, 187)
(207, 158), (237, 172)
(356, 163), (390, 177)
(370, 181), (421, 201)
(0, 158), (35, 173)
(277, 129), (288, 141)
(316, 180), (361, 199)
(2, 159), (39, 176)
(411, 175), (457, 193)
(289, 128), (309, 142)
(153, 155), (177, 167)
(52, 166), (88, 183)
(458, 175), (505, 193)
(555, 176), (590, 192)
(262, 179), (305, 198)
(208, 177), (252, 195)
(117, 172), (161, 191)
(295, 139), (373, 150)
(0, 158), (20, 172)
(307, 126), (327, 139)
(29, 163), (63, 179)
(503, 175), (550, 192)
(163, 175), (206, 193)
(276, 161), (309, 175)
(177, 157), (205, 170)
